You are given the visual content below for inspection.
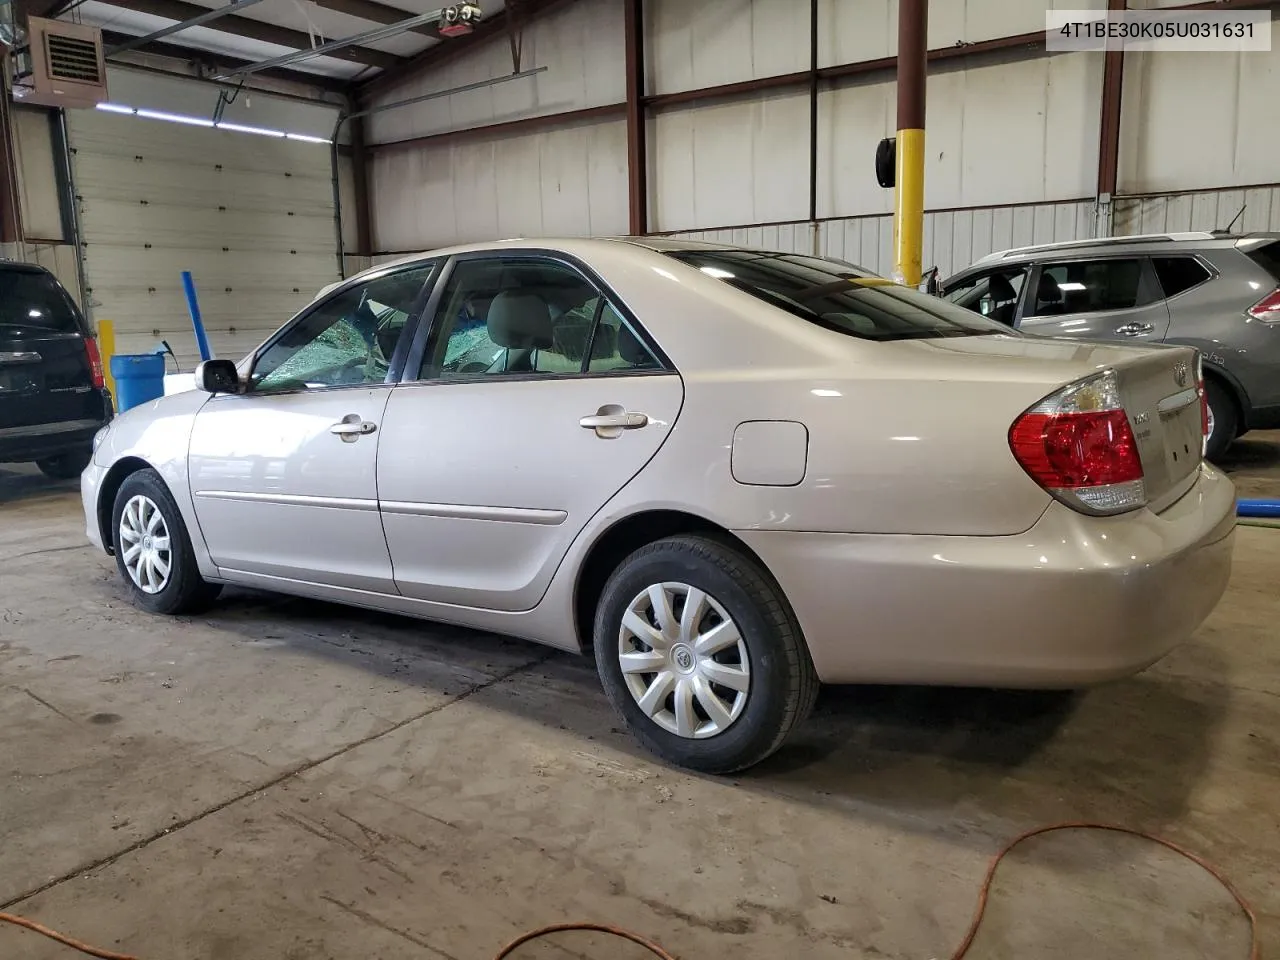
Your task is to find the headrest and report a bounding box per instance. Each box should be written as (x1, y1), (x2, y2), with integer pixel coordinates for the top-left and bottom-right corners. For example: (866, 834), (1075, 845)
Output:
(1037, 275), (1063, 303)
(988, 273), (1016, 302)
(487, 291), (553, 349)
(617, 322), (650, 365)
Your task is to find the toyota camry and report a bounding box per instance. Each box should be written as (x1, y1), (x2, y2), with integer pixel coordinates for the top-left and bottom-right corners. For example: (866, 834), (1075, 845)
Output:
(82, 238), (1236, 773)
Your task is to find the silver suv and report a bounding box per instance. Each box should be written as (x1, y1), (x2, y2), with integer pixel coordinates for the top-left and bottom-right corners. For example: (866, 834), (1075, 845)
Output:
(939, 232), (1280, 459)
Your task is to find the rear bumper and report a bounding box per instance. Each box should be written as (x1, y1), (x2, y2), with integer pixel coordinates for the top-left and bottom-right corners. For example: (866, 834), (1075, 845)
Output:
(737, 463), (1237, 687)
(0, 417), (107, 464)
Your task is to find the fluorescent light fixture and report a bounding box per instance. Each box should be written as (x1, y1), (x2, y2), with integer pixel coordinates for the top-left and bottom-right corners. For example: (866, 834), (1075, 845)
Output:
(811, 388), (842, 397)
(216, 121), (285, 137)
(137, 108), (213, 127)
(1056, 281), (1086, 292)
(700, 266), (735, 279)
(94, 100), (329, 143)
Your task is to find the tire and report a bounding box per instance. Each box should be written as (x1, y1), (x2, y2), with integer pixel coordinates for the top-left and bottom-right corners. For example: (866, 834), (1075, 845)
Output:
(111, 468), (222, 615)
(1203, 379), (1237, 462)
(36, 448), (91, 480)
(593, 534), (819, 774)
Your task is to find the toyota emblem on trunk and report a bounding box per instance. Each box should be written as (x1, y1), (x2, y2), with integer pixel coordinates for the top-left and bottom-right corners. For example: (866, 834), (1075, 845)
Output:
(1173, 362), (1188, 388)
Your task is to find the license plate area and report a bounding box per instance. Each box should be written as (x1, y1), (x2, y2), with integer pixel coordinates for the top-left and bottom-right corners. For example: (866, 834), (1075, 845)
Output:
(1158, 390), (1202, 480)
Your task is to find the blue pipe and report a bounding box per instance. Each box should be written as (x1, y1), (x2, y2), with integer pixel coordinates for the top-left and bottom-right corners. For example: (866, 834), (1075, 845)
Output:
(181, 271), (213, 363)
(1237, 498), (1280, 519)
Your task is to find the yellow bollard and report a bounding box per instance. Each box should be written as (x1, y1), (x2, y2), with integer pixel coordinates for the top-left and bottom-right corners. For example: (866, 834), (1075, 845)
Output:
(97, 318), (117, 405)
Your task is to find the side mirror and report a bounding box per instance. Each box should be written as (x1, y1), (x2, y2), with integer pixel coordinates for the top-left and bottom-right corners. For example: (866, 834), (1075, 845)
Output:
(195, 359), (241, 394)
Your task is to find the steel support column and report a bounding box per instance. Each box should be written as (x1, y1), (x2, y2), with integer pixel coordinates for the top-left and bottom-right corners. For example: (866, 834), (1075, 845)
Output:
(893, 0), (927, 287)
(1095, 0), (1126, 238)
(350, 115), (373, 257)
(624, 0), (647, 235)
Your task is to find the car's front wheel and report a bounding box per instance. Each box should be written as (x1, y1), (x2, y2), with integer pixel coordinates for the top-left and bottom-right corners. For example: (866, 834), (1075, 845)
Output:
(111, 469), (222, 615)
(593, 535), (819, 774)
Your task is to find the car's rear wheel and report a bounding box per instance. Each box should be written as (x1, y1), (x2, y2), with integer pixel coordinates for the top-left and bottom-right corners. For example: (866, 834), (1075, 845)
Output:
(111, 469), (222, 615)
(593, 534), (818, 774)
(1203, 379), (1237, 462)
(36, 449), (91, 480)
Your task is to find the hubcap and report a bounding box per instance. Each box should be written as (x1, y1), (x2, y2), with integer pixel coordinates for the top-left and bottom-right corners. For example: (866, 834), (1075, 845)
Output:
(119, 495), (172, 595)
(1207, 403), (1216, 441)
(617, 582), (751, 740)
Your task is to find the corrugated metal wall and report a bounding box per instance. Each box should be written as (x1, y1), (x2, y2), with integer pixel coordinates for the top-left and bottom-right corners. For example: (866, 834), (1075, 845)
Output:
(361, 0), (1280, 281)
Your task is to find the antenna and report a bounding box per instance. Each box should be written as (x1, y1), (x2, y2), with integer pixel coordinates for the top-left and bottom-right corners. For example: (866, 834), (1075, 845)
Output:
(1213, 203), (1247, 237)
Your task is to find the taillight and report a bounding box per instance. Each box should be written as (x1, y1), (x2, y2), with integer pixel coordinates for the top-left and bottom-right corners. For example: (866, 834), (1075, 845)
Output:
(84, 337), (106, 390)
(1247, 288), (1280, 323)
(1009, 369), (1146, 515)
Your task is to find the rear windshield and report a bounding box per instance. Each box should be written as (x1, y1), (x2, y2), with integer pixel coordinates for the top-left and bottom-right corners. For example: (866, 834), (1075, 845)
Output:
(1244, 240), (1280, 281)
(0, 268), (83, 336)
(666, 250), (1014, 341)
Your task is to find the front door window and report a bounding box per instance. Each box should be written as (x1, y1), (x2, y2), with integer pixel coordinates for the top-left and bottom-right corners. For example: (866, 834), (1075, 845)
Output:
(251, 266), (434, 392)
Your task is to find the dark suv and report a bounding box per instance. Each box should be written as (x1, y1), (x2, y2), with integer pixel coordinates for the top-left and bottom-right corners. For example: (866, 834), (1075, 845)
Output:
(940, 232), (1280, 459)
(0, 261), (112, 479)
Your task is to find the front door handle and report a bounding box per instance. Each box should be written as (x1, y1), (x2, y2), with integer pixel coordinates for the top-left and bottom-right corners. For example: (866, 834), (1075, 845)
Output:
(580, 405), (649, 439)
(1116, 321), (1155, 337)
(330, 414), (377, 442)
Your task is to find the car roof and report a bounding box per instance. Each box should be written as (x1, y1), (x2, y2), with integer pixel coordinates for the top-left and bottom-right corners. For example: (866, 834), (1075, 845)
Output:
(967, 231), (1280, 266)
(318, 237), (784, 300)
(941, 231), (1280, 286)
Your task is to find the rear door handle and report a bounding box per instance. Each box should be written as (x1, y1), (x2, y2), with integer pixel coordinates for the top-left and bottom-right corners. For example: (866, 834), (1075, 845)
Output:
(580, 405), (649, 438)
(330, 415), (377, 442)
(1116, 322), (1155, 337)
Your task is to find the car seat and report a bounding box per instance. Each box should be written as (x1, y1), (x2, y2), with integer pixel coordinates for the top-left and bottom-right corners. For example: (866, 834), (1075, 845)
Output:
(486, 290), (554, 372)
(987, 273), (1018, 326)
(1036, 274), (1066, 315)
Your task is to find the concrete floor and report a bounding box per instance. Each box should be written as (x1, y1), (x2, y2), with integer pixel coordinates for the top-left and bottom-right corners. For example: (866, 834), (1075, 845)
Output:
(1, 437), (1278, 960)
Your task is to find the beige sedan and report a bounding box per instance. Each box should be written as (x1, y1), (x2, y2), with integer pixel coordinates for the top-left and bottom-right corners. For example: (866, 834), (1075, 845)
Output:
(81, 239), (1236, 773)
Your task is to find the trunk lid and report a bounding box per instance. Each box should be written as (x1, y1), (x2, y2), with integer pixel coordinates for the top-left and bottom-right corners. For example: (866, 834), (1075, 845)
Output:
(0, 266), (102, 431)
(887, 334), (1203, 512)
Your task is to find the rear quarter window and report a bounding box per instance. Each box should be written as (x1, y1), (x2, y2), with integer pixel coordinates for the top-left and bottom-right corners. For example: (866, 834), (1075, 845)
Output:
(1244, 241), (1280, 281)
(1153, 256), (1212, 298)
(0, 269), (83, 336)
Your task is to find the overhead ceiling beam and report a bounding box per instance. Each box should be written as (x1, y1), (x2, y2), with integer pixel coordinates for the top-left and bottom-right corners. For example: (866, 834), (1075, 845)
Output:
(99, 28), (352, 92)
(307, 0), (445, 38)
(211, 6), (455, 79)
(97, 0), (403, 69)
(358, 0), (577, 101)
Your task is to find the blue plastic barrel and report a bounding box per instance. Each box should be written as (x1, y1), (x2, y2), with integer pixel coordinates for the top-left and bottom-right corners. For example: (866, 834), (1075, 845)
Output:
(110, 354), (167, 412)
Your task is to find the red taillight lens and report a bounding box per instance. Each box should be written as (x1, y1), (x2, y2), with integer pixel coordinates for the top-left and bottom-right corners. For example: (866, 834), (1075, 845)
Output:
(1010, 409), (1143, 488)
(1009, 370), (1147, 515)
(1247, 288), (1280, 323)
(84, 337), (106, 390)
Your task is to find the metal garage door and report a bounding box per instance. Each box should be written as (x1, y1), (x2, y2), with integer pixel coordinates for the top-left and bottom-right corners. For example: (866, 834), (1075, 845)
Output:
(66, 109), (340, 370)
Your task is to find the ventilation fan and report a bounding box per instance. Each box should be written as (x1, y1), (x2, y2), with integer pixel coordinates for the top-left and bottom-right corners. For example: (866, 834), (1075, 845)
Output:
(12, 17), (107, 109)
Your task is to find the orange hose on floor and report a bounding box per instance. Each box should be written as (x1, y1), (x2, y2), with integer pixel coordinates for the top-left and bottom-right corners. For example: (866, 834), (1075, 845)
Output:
(0, 823), (1259, 960)
(0, 912), (138, 960)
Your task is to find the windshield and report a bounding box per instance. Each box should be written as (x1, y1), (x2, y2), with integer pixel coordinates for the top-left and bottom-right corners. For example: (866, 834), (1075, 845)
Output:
(0, 268), (84, 337)
(666, 250), (1015, 341)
